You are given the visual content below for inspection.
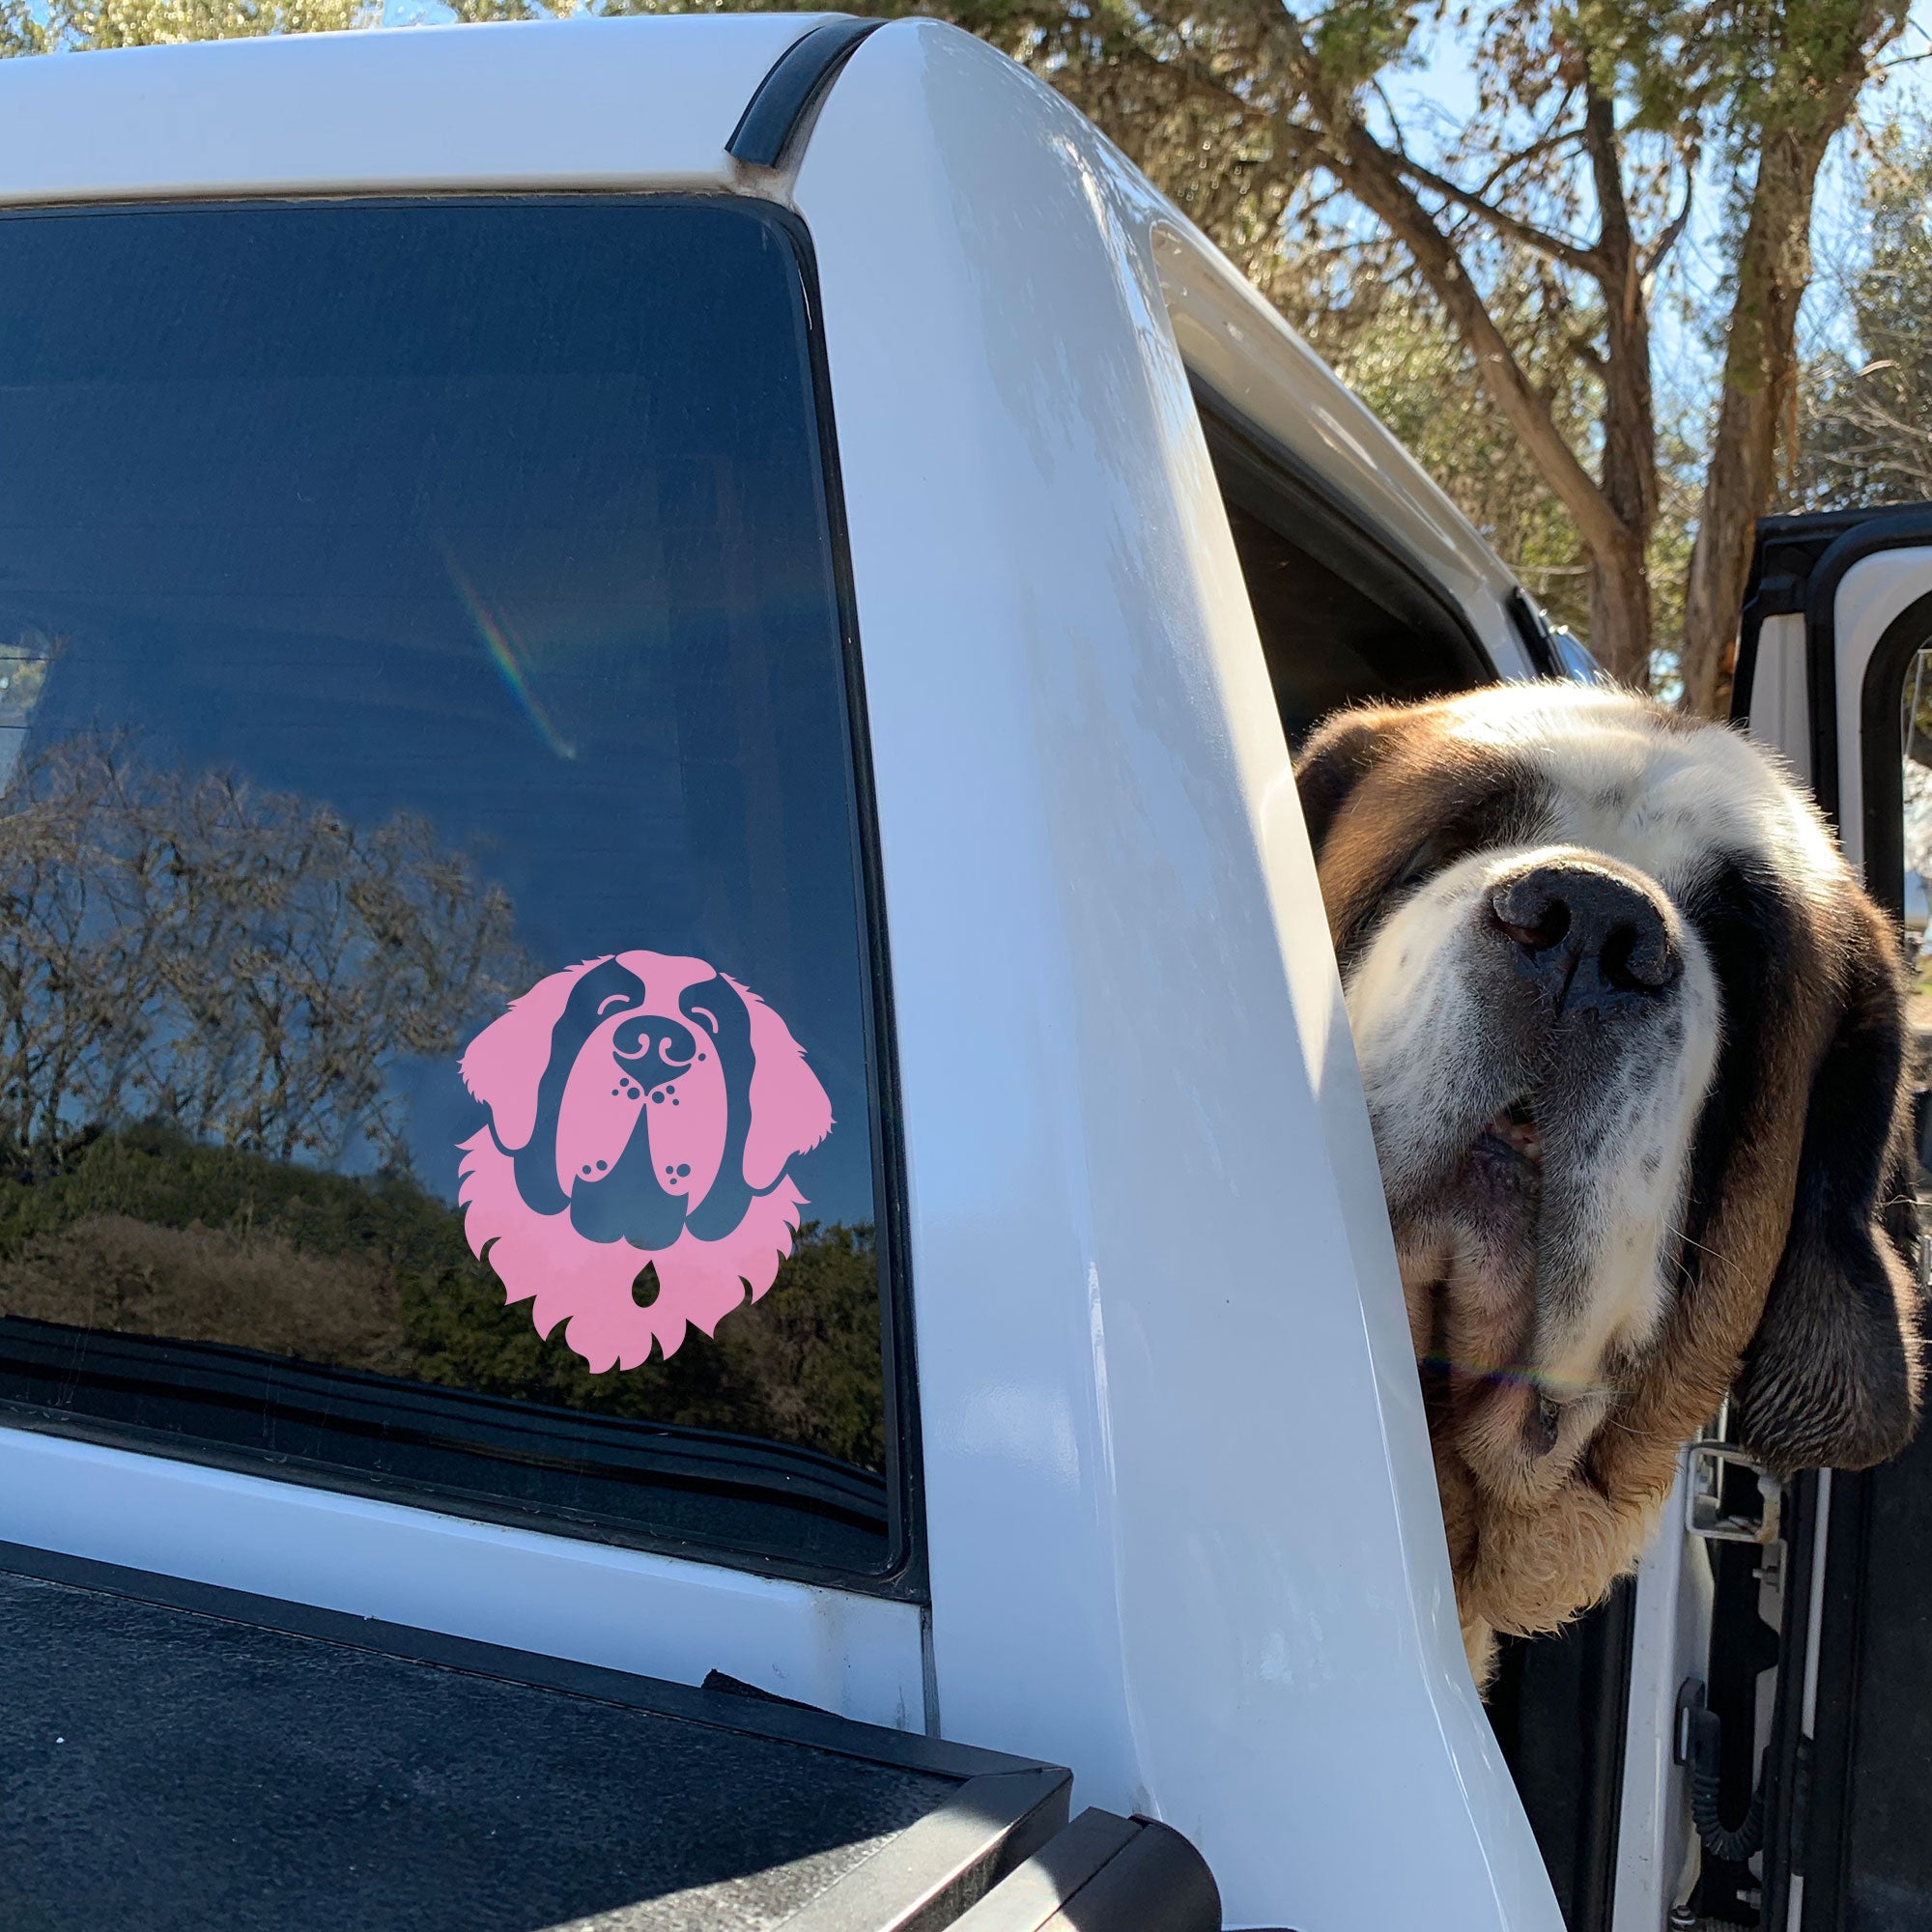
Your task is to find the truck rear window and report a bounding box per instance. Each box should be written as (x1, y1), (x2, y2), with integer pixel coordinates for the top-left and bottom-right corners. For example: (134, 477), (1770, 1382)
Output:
(0, 197), (909, 1584)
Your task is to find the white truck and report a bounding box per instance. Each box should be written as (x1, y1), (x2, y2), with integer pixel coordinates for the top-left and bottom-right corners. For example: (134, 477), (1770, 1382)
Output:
(0, 17), (1926, 1932)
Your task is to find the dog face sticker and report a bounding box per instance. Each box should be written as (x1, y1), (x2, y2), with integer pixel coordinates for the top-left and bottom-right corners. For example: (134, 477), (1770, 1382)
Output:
(457, 952), (834, 1373)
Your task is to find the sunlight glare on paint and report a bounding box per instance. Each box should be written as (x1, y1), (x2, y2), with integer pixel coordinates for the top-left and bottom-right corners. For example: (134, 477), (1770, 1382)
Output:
(443, 548), (578, 761)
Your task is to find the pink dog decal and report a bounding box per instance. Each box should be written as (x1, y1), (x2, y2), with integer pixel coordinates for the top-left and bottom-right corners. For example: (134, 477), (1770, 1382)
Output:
(457, 952), (834, 1372)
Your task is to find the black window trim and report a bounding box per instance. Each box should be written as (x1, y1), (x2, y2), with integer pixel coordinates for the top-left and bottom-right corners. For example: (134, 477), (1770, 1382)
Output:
(0, 190), (928, 1605)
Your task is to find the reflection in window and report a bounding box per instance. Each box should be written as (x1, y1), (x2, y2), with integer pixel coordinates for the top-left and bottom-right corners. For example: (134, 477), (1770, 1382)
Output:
(0, 199), (898, 1577)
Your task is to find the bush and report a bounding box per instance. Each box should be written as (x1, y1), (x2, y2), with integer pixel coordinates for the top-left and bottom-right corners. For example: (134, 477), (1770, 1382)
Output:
(0, 1124), (886, 1470)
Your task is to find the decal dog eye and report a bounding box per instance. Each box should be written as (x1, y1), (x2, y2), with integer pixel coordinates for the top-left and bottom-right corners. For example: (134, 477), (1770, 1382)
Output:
(457, 950), (834, 1375)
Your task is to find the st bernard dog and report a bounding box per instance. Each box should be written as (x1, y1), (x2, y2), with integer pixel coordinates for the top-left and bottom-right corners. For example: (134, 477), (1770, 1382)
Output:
(1296, 680), (1924, 1686)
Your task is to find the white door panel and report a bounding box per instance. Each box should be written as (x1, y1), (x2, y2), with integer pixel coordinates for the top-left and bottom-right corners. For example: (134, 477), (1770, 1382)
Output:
(1744, 611), (1812, 789)
(1830, 545), (1932, 871)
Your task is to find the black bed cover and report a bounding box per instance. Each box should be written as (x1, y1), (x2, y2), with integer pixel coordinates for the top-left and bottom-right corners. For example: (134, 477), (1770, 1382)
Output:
(0, 1543), (1219, 1931)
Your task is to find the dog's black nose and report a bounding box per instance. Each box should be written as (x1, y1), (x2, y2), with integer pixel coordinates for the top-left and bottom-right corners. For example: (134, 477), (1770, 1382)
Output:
(1490, 861), (1678, 1012)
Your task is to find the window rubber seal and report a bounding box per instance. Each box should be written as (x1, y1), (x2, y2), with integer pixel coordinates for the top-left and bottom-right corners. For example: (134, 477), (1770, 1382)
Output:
(727, 16), (884, 171)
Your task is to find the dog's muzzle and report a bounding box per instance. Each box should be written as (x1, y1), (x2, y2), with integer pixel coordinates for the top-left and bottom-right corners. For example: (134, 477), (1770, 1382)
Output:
(1413, 850), (1700, 1494)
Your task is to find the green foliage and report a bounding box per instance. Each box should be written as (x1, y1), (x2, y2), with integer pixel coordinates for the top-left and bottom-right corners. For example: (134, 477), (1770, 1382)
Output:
(1302, 275), (1598, 639)
(0, 1122), (887, 1469)
(1794, 116), (1932, 511)
(1, 0), (371, 51)
(1, 0), (1909, 691)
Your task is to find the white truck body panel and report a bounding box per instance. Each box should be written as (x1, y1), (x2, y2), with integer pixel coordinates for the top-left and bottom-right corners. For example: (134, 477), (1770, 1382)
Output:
(799, 23), (1553, 1928)
(0, 16), (818, 201)
(0, 18), (1562, 1926)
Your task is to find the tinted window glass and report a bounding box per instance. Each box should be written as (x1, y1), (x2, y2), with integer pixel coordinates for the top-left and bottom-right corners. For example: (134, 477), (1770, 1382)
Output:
(0, 199), (903, 1579)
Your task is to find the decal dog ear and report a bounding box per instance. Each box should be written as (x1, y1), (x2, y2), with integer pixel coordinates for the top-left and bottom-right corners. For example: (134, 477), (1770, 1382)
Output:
(1737, 903), (1927, 1474)
(670, 974), (830, 1240)
(737, 977), (834, 1191)
(459, 961), (585, 1153)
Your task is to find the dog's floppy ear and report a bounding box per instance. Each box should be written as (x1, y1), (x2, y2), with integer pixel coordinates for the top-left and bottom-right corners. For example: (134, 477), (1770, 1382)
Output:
(1736, 905), (1925, 1474)
(1293, 704), (1399, 858)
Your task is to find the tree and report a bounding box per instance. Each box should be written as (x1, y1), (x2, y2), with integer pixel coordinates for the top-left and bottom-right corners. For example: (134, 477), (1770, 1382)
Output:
(6, 0), (1912, 713)
(935, 0), (1908, 711)
(1795, 115), (1932, 510)
(0, 733), (529, 1170)
(469, 0), (1895, 711)
(1, 0), (365, 52)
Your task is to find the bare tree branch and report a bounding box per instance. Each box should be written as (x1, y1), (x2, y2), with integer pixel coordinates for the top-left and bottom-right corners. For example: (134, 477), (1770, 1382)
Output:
(1253, 37), (1634, 583)
(1388, 149), (1605, 278)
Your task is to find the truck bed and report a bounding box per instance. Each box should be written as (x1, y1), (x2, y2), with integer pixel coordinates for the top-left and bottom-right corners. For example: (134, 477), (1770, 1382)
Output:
(0, 1543), (1218, 1931)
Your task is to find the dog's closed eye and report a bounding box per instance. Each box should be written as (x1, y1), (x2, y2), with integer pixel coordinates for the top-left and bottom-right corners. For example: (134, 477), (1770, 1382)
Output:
(1391, 835), (1452, 895)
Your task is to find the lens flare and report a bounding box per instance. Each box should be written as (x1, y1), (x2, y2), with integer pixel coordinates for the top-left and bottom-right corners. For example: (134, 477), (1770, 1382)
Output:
(443, 548), (577, 761)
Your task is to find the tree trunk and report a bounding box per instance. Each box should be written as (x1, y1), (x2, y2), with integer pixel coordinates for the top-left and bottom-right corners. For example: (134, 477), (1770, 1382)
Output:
(1583, 82), (1657, 693)
(1680, 130), (1833, 717)
(1681, 7), (1906, 718)
(1587, 534), (1654, 690)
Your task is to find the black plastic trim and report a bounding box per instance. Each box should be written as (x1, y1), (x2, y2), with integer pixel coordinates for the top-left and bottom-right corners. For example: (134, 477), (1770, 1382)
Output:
(965, 1814), (1223, 1931)
(1769, 592), (1932, 1929)
(727, 16), (883, 170)
(0, 1537), (1030, 1782)
(1760, 1471), (1827, 1929)
(780, 1766), (1074, 1931)
(1576, 1578), (1636, 1932)
(1039, 1818), (1221, 1932)
(1508, 588), (1563, 679)
(1733, 506), (1889, 724)
(1740, 504), (1932, 1930)
(1733, 502), (1932, 821)
(950, 1810), (1141, 1929)
(781, 198), (931, 1606)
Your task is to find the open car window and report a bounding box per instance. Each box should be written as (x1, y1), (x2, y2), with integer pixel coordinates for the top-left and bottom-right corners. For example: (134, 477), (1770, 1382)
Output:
(0, 196), (911, 1586)
(1190, 391), (1497, 745)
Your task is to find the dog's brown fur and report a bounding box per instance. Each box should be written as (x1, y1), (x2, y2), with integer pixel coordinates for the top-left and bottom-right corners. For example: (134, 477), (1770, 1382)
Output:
(1296, 685), (1925, 1685)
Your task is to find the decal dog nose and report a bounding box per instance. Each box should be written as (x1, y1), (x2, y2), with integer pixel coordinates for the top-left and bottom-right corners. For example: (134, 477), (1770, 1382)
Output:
(1489, 862), (1679, 1010)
